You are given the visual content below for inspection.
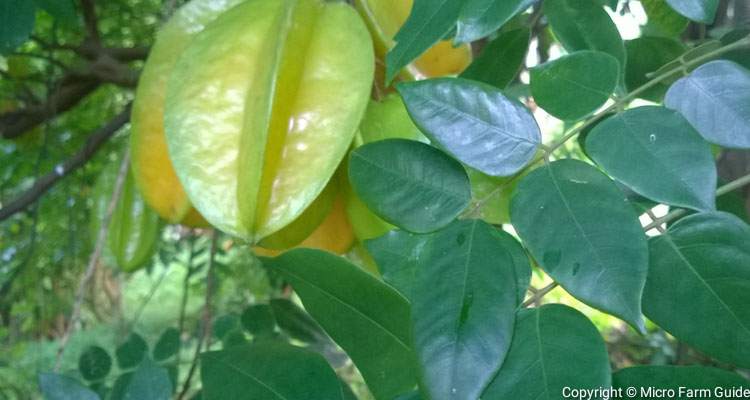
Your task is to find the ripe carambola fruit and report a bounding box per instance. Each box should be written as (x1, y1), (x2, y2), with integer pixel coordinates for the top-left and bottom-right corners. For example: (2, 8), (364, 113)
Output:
(92, 157), (161, 273)
(130, 0), (243, 226)
(355, 0), (472, 79)
(164, 0), (374, 242)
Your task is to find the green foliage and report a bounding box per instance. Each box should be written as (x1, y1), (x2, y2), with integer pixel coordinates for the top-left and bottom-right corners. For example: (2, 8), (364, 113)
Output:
(410, 220), (528, 400)
(665, 60), (750, 149)
(483, 305), (612, 399)
(643, 212), (750, 368)
(530, 51), (619, 121)
(460, 27), (530, 89)
(511, 160), (649, 331)
(78, 346), (112, 382)
(201, 342), (343, 400)
(349, 139), (471, 233)
(398, 78), (541, 177)
(587, 106), (717, 211)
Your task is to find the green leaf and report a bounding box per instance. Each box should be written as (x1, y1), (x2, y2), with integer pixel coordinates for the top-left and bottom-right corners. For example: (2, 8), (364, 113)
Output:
(665, 60), (750, 149)
(0, 0), (35, 54)
(115, 333), (148, 370)
(643, 212), (750, 368)
(365, 229), (432, 301)
(613, 365), (750, 399)
(587, 106), (717, 211)
(624, 37), (685, 101)
(386, 0), (462, 83)
(640, 0), (689, 37)
(455, 0), (536, 44)
(152, 328), (180, 362)
(510, 159), (648, 331)
(411, 220), (529, 400)
(398, 78), (541, 177)
(78, 346), (112, 382)
(122, 359), (172, 400)
(530, 51), (619, 121)
(482, 305), (611, 399)
(213, 314), (241, 341)
(269, 298), (329, 344)
(33, 0), (78, 27)
(201, 342), (343, 400)
(543, 0), (626, 68)
(264, 249), (417, 400)
(38, 373), (100, 400)
(348, 139), (471, 233)
(367, 226), (530, 305)
(721, 29), (750, 70)
(460, 27), (530, 89)
(240, 304), (276, 336)
(665, 0), (719, 23)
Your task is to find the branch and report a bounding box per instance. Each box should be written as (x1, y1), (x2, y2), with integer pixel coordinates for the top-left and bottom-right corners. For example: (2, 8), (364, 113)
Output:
(177, 231), (218, 400)
(0, 78), (100, 139)
(54, 151), (131, 370)
(80, 0), (101, 45)
(0, 104), (131, 221)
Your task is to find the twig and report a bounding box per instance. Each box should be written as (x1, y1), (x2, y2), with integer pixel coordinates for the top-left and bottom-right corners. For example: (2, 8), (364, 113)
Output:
(54, 150), (131, 371)
(523, 282), (558, 308)
(80, 0), (101, 45)
(177, 231), (218, 400)
(643, 173), (750, 231)
(0, 104), (131, 221)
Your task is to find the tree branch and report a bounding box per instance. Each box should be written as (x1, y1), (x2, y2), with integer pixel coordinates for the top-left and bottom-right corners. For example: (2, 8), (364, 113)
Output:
(0, 104), (131, 221)
(80, 0), (101, 45)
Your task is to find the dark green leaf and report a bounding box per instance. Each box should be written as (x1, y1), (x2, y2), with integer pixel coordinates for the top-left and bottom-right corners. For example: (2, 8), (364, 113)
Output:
(348, 139), (471, 233)
(108, 373), (133, 400)
(721, 29), (750, 70)
(38, 373), (99, 400)
(412, 220), (528, 400)
(365, 229), (432, 301)
(386, 0), (462, 83)
(455, 0), (536, 44)
(640, 0), (689, 37)
(482, 305), (611, 399)
(665, 0), (719, 23)
(241, 304), (276, 336)
(624, 37), (685, 101)
(543, 0), (626, 67)
(461, 27), (530, 89)
(33, 0), (78, 26)
(0, 0), (35, 54)
(587, 106), (717, 211)
(78, 346), (111, 382)
(115, 333), (148, 370)
(152, 328), (180, 362)
(366, 226), (530, 305)
(530, 51), (619, 120)
(201, 342), (343, 400)
(666, 60), (750, 149)
(510, 160), (648, 331)
(398, 78), (541, 177)
(269, 298), (329, 344)
(122, 359), (172, 400)
(613, 365), (750, 399)
(264, 249), (417, 400)
(643, 212), (750, 368)
(212, 314), (241, 341)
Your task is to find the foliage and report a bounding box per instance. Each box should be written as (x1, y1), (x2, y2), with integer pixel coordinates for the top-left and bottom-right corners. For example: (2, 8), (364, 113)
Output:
(2, 0), (750, 399)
